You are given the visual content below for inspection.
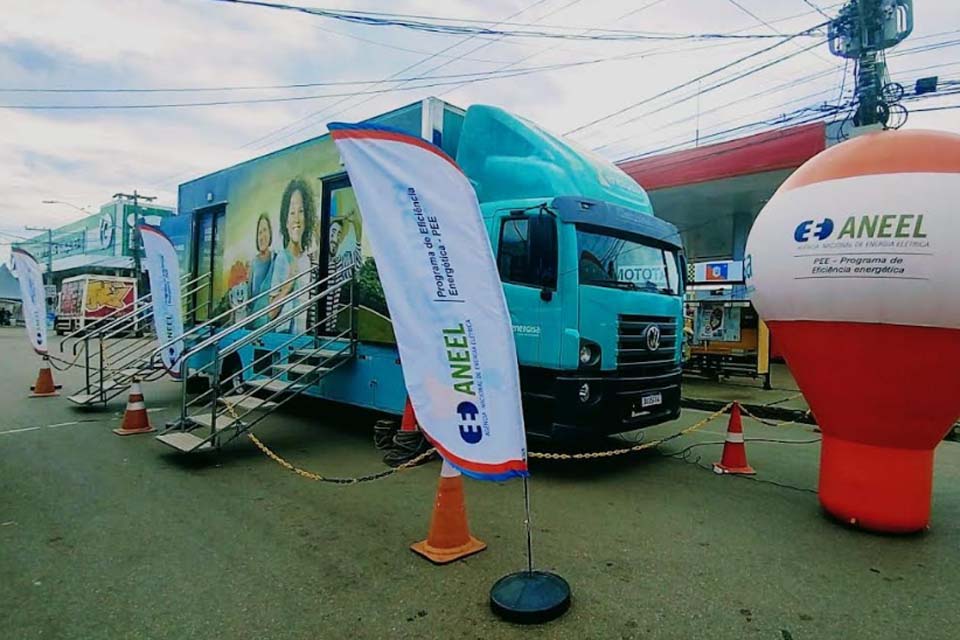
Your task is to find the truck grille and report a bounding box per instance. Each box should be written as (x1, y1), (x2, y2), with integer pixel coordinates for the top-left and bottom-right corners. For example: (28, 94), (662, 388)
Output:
(617, 314), (678, 369)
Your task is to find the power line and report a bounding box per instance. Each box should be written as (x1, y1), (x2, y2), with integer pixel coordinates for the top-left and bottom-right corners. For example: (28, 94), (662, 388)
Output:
(209, 0), (825, 42)
(724, 0), (833, 66)
(614, 80), (960, 169)
(0, 50), (654, 110)
(593, 32), (960, 157)
(146, 0), (839, 185)
(595, 62), (846, 154)
(623, 39), (826, 126)
(147, 0), (554, 188)
(0, 57), (647, 95)
(563, 24), (827, 137)
(242, 0), (553, 149)
(244, 0), (570, 152)
(800, 0), (832, 21)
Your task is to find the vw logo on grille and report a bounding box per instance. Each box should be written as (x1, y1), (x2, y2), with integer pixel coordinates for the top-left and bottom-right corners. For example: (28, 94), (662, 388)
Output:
(644, 324), (661, 351)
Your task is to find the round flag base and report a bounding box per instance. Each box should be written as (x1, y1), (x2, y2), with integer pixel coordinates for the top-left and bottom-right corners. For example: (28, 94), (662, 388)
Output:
(819, 435), (934, 534)
(490, 571), (571, 625)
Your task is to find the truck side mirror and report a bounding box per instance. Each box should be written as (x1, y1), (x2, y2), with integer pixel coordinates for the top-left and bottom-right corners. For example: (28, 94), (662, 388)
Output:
(540, 288), (553, 302)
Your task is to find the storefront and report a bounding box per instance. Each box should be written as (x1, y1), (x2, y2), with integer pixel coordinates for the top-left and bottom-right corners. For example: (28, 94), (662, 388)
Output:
(12, 197), (176, 290)
(616, 121), (846, 376)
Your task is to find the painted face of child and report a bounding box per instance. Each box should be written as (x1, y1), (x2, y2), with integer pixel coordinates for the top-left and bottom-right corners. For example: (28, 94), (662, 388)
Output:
(257, 218), (271, 254)
(287, 190), (305, 247)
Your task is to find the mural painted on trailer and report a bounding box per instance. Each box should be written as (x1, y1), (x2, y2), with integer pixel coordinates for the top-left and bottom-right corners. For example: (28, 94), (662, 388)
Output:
(209, 136), (394, 343)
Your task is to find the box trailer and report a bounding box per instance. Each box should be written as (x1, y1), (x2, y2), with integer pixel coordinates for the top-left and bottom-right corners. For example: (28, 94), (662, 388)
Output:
(55, 274), (137, 335)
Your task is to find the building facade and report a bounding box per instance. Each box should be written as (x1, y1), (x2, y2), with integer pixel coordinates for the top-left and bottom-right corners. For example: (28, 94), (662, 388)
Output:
(13, 198), (176, 288)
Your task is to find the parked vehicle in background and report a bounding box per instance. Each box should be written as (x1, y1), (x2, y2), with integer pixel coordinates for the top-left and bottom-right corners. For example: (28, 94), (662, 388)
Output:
(55, 274), (137, 335)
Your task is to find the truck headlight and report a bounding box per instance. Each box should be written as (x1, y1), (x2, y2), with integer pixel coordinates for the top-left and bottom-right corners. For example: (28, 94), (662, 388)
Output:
(579, 340), (601, 367)
(578, 382), (591, 403)
(579, 345), (592, 364)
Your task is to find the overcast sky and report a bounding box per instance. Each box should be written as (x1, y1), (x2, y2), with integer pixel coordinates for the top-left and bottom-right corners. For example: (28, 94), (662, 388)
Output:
(1, 0), (958, 261)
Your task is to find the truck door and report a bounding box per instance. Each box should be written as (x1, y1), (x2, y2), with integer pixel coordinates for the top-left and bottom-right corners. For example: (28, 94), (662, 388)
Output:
(319, 174), (360, 337)
(191, 204), (226, 323)
(495, 213), (560, 368)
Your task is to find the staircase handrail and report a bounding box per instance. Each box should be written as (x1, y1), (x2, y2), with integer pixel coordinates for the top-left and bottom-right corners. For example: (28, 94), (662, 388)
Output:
(170, 264), (350, 368)
(148, 264), (318, 364)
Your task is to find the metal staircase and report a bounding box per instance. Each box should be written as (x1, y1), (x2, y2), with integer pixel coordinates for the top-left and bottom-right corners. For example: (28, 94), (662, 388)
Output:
(155, 264), (356, 453)
(62, 273), (211, 406)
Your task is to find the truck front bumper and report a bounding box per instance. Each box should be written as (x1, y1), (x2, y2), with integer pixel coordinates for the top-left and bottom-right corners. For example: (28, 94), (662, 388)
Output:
(521, 366), (682, 439)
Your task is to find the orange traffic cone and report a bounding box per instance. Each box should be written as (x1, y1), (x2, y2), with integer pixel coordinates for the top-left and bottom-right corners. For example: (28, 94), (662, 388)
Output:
(113, 379), (155, 436)
(29, 358), (59, 398)
(400, 397), (419, 432)
(411, 460), (487, 564)
(713, 402), (755, 475)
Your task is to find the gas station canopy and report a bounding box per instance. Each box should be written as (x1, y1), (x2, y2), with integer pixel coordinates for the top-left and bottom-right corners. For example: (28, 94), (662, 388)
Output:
(617, 122), (828, 262)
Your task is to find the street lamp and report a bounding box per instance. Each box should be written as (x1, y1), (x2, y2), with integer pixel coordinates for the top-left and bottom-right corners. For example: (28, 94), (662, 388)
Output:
(41, 200), (91, 215)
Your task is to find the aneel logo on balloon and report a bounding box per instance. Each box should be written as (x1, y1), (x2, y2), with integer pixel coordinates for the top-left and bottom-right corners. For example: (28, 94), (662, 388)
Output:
(794, 218), (834, 242)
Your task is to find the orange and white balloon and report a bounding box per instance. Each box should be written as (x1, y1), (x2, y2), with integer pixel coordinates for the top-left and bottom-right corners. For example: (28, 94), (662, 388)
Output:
(746, 129), (960, 533)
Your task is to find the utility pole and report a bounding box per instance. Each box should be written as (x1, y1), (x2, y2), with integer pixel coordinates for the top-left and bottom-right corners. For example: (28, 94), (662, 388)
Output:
(829, 0), (914, 127)
(113, 190), (156, 291)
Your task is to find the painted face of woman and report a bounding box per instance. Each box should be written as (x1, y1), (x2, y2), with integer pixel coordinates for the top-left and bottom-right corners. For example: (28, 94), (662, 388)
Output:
(257, 218), (271, 254)
(287, 190), (306, 247)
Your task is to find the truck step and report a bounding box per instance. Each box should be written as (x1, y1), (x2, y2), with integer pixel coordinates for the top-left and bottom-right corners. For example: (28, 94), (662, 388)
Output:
(155, 431), (213, 453)
(245, 378), (304, 394)
(219, 395), (278, 412)
(272, 363), (330, 376)
(187, 413), (241, 432)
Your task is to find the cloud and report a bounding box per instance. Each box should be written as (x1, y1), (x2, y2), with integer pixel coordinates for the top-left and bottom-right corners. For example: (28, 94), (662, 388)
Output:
(1, 0), (958, 265)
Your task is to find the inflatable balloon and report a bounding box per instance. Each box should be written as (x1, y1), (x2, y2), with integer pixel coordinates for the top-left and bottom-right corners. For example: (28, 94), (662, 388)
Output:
(745, 129), (960, 533)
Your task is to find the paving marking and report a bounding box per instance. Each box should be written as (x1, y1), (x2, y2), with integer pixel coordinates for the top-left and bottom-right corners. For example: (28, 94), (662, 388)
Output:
(0, 420), (96, 436)
(48, 421), (80, 428)
(0, 426), (43, 436)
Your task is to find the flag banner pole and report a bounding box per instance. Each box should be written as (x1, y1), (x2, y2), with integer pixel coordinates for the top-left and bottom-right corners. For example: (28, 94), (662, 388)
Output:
(329, 119), (568, 624)
(523, 475), (534, 574)
(488, 473), (571, 625)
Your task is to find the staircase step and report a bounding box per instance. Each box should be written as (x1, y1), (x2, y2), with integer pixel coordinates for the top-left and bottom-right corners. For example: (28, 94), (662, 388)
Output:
(187, 413), (240, 432)
(67, 392), (98, 405)
(66, 380), (122, 405)
(291, 347), (350, 360)
(245, 378), (304, 394)
(219, 395), (278, 412)
(155, 431), (213, 453)
(272, 363), (330, 376)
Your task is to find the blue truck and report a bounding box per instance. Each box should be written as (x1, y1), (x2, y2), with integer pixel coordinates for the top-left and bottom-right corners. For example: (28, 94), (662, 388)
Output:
(161, 97), (684, 449)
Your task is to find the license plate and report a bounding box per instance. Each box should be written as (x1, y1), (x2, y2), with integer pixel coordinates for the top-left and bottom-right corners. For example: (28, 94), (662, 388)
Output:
(641, 393), (662, 408)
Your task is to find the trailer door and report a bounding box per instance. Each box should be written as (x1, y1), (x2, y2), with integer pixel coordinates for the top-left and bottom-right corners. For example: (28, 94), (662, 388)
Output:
(319, 175), (361, 337)
(192, 205), (226, 323)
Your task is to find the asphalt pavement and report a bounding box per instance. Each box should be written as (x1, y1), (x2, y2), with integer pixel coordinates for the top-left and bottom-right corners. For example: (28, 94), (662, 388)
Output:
(2, 328), (959, 639)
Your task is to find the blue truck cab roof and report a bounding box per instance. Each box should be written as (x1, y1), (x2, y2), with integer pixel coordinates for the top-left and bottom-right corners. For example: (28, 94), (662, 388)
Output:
(455, 104), (654, 214)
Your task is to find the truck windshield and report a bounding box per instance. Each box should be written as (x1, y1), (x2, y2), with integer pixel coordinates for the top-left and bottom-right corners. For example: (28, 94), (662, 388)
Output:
(577, 227), (680, 295)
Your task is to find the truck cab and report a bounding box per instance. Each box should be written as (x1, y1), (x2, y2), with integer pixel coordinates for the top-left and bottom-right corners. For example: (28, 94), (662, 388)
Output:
(458, 106), (685, 437)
